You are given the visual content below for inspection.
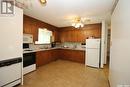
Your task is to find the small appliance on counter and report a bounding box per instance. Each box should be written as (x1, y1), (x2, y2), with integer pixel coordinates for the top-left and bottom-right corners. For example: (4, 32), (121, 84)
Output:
(23, 43), (29, 49)
(51, 42), (56, 48)
(23, 43), (33, 51)
(81, 42), (86, 45)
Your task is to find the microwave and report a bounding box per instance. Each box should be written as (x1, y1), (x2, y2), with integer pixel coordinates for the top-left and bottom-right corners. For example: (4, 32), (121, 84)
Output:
(23, 34), (33, 43)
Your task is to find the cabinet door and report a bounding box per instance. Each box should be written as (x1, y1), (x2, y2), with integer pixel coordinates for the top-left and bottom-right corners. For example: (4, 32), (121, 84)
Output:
(67, 31), (71, 42)
(58, 49), (64, 59)
(36, 51), (44, 67)
(75, 30), (80, 42)
(60, 49), (67, 60)
(59, 49), (69, 60)
(76, 51), (85, 63)
(53, 31), (60, 42)
(36, 50), (60, 67)
(80, 30), (87, 42)
(36, 51), (51, 67)
(50, 50), (59, 61)
(60, 31), (65, 42)
(60, 50), (85, 63)
(23, 17), (38, 42)
(71, 30), (76, 42)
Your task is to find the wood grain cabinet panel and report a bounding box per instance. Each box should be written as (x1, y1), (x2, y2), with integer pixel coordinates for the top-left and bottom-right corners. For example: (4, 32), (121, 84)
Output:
(60, 31), (66, 42)
(23, 15), (60, 42)
(70, 50), (85, 63)
(59, 23), (101, 42)
(76, 30), (82, 42)
(51, 49), (59, 60)
(53, 30), (60, 42)
(36, 51), (47, 67)
(59, 49), (85, 64)
(72, 30), (77, 42)
(59, 49), (69, 60)
(80, 30), (87, 42)
(36, 49), (85, 67)
(36, 50), (59, 67)
(36, 51), (50, 67)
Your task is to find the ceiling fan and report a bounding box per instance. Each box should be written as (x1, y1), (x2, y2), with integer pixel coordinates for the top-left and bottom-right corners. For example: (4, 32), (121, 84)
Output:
(15, 0), (47, 9)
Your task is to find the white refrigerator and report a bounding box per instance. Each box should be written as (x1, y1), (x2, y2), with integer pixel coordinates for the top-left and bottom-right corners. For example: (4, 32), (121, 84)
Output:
(85, 39), (101, 68)
(0, 7), (23, 87)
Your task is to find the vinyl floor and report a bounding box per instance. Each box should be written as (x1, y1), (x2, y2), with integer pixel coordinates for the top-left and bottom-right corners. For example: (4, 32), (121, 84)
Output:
(18, 60), (109, 87)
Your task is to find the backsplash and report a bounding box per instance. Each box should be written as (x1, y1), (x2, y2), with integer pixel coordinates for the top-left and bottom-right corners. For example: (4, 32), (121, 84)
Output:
(61, 42), (85, 49)
(29, 44), (51, 50)
(28, 42), (86, 50)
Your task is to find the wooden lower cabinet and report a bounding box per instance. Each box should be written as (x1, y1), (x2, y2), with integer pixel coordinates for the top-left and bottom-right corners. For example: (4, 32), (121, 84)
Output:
(36, 49), (85, 67)
(59, 49), (85, 64)
(36, 50), (58, 67)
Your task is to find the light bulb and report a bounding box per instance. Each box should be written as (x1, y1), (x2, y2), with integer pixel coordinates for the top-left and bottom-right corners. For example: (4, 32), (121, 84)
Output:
(72, 23), (76, 26)
(81, 23), (84, 27)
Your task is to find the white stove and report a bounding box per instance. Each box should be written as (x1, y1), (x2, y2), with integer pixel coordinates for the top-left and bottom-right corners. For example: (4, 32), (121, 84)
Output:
(23, 44), (36, 75)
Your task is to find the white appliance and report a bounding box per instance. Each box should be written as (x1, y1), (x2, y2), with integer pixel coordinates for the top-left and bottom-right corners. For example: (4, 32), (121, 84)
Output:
(85, 39), (101, 68)
(23, 34), (33, 43)
(0, 7), (23, 87)
(0, 58), (22, 87)
(23, 52), (36, 75)
(23, 64), (36, 75)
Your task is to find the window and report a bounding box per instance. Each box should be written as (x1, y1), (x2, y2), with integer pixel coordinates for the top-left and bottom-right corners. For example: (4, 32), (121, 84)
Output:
(35, 28), (52, 44)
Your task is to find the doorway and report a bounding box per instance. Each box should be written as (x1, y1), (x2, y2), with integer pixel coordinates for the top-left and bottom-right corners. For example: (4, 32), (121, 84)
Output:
(103, 29), (111, 77)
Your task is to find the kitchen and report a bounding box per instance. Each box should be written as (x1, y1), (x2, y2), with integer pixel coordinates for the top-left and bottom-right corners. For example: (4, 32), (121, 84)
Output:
(0, 0), (130, 87)
(23, 14), (102, 74)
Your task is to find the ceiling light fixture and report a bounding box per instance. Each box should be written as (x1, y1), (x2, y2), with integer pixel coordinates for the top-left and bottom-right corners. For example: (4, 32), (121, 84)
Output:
(39, 0), (47, 5)
(72, 17), (86, 29)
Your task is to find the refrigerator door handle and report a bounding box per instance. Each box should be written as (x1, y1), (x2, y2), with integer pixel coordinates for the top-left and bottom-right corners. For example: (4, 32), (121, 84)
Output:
(0, 57), (22, 67)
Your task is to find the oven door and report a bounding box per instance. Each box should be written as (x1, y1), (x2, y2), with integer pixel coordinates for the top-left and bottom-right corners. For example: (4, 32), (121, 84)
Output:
(23, 52), (36, 67)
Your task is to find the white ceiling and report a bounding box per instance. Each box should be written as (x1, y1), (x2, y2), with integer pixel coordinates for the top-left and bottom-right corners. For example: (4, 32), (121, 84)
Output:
(23, 0), (115, 27)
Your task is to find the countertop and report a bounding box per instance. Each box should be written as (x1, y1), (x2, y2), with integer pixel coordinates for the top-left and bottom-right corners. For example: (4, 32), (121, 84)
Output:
(23, 47), (86, 54)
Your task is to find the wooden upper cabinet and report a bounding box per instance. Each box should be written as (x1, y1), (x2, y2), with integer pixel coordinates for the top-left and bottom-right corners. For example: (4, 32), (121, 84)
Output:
(80, 30), (87, 42)
(60, 31), (63, 42)
(60, 29), (86, 42)
(60, 30), (81, 42)
(59, 24), (101, 42)
(67, 31), (71, 42)
(23, 17), (31, 34)
(23, 15), (38, 42)
(23, 15), (59, 42)
(53, 30), (60, 42)
(76, 30), (81, 42)
(72, 30), (77, 42)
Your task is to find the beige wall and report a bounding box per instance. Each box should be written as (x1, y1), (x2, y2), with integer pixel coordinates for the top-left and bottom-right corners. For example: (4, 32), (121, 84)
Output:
(110, 0), (130, 87)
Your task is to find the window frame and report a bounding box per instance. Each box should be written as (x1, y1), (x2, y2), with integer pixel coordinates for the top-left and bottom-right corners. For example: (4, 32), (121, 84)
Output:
(35, 28), (52, 45)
